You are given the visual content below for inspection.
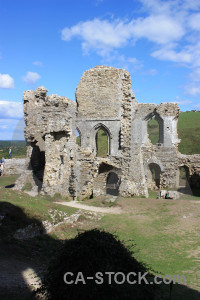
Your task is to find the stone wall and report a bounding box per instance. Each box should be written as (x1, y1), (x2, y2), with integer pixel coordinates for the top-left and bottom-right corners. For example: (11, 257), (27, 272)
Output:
(17, 86), (77, 199)
(4, 158), (26, 175)
(17, 65), (200, 199)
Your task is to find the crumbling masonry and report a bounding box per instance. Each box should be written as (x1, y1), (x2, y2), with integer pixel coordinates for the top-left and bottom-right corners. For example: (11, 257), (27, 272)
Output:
(16, 66), (200, 199)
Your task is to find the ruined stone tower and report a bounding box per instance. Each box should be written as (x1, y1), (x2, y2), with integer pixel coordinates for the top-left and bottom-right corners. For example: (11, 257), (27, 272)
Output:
(16, 66), (200, 199)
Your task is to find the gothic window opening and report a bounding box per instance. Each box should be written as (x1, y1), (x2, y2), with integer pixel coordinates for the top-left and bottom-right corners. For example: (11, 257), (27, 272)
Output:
(96, 128), (110, 157)
(147, 114), (164, 145)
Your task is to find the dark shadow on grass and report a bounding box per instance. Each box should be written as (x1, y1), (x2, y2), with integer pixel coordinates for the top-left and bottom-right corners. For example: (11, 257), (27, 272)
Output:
(0, 202), (200, 300)
(0, 202), (62, 300)
(37, 230), (200, 300)
(5, 184), (15, 188)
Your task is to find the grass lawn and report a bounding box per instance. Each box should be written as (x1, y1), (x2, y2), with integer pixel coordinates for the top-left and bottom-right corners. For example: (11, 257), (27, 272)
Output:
(0, 176), (200, 299)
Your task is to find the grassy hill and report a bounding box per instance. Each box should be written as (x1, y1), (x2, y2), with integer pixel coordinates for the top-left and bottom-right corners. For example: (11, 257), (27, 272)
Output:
(148, 111), (200, 154)
(177, 111), (200, 154)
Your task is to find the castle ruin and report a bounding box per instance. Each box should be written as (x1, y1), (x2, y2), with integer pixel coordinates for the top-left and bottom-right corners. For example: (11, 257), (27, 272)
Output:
(16, 66), (200, 199)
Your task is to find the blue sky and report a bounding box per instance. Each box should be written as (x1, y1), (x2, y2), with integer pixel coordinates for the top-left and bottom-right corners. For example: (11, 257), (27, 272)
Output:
(1, 0), (200, 140)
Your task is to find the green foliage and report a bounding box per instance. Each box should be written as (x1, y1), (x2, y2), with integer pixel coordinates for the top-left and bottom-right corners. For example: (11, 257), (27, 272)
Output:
(0, 140), (26, 158)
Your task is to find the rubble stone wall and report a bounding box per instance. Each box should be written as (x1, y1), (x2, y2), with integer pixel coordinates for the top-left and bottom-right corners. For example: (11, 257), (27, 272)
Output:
(4, 158), (26, 175)
(16, 65), (200, 198)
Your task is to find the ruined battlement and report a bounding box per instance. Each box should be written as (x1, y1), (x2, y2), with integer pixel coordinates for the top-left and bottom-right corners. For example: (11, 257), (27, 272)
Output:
(15, 66), (200, 199)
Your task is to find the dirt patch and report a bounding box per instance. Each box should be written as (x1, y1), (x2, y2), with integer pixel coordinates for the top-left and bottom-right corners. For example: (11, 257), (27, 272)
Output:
(54, 201), (122, 214)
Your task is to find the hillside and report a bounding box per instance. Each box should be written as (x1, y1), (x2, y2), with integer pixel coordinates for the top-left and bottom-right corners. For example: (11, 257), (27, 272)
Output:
(177, 111), (200, 154)
(147, 111), (200, 155)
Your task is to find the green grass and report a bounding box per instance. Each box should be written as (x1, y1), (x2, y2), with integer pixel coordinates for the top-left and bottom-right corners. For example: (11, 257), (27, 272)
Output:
(0, 174), (19, 187)
(1, 176), (200, 299)
(177, 111), (200, 154)
(146, 111), (200, 154)
(100, 205), (200, 299)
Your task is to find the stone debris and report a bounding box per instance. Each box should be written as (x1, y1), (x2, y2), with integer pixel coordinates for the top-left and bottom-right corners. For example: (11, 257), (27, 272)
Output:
(4, 158), (26, 175)
(159, 190), (168, 199)
(13, 209), (103, 238)
(14, 223), (43, 240)
(158, 190), (180, 200)
(104, 196), (118, 203)
(166, 190), (180, 200)
(13, 65), (200, 199)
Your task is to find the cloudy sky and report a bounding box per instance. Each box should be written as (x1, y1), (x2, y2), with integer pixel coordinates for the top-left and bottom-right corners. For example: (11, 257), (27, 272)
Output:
(1, 0), (200, 140)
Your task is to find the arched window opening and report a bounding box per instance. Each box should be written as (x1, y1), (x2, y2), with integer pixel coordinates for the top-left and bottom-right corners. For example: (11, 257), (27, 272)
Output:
(148, 116), (159, 144)
(96, 128), (109, 157)
(149, 163), (161, 189)
(179, 166), (189, 187)
(106, 172), (120, 196)
(147, 115), (163, 145)
(76, 129), (81, 146)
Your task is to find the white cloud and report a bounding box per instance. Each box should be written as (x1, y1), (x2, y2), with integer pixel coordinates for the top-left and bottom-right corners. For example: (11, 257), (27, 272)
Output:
(151, 45), (192, 63)
(184, 85), (200, 96)
(62, 19), (133, 55)
(131, 15), (184, 44)
(0, 101), (23, 119)
(189, 68), (200, 82)
(22, 71), (41, 84)
(33, 61), (43, 67)
(175, 100), (193, 105)
(167, 96), (192, 105)
(61, 0), (200, 89)
(142, 69), (157, 76)
(61, 15), (184, 56)
(184, 67), (200, 96)
(102, 53), (143, 72)
(192, 103), (200, 109)
(95, 0), (103, 6)
(0, 118), (25, 140)
(12, 118), (25, 140)
(0, 74), (14, 89)
(188, 13), (200, 31)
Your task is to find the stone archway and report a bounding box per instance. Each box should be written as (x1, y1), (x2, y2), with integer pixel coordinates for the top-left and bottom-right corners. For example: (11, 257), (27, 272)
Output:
(149, 163), (161, 189)
(106, 172), (120, 196)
